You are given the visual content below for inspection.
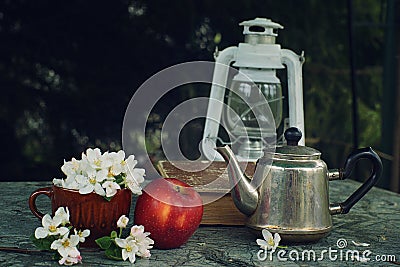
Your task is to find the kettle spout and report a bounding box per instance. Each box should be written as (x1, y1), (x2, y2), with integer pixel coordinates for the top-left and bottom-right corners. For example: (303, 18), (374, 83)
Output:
(215, 146), (258, 216)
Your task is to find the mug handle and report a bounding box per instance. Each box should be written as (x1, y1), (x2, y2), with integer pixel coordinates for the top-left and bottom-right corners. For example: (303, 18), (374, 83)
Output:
(29, 187), (52, 219)
(329, 147), (382, 215)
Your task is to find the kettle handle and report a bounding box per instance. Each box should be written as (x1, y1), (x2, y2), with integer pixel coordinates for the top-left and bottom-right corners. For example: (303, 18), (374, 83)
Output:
(329, 147), (382, 215)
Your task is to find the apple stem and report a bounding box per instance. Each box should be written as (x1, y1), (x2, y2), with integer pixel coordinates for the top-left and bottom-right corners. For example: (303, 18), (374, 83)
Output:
(174, 185), (189, 195)
(174, 185), (181, 192)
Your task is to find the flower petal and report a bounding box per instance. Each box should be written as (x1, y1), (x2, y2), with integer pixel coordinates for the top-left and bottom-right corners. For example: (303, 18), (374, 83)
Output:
(79, 184), (94, 194)
(67, 247), (80, 258)
(115, 238), (127, 249)
(128, 252), (136, 263)
(69, 235), (80, 247)
(256, 239), (268, 250)
(94, 183), (106, 196)
(58, 227), (70, 236)
(273, 233), (281, 247)
(121, 249), (129, 261)
(81, 229), (90, 238)
(50, 239), (62, 250)
(130, 225), (144, 237)
(41, 214), (53, 228)
(261, 229), (273, 241)
(116, 150), (125, 162)
(117, 215), (129, 228)
(58, 247), (69, 258)
(132, 168), (145, 183)
(96, 169), (108, 182)
(55, 207), (70, 225)
(53, 178), (63, 186)
(34, 227), (48, 239)
(125, 155), (137, 167)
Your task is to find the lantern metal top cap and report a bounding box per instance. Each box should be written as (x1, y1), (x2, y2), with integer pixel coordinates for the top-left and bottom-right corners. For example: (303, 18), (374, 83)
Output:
(240, 18), (283, 36)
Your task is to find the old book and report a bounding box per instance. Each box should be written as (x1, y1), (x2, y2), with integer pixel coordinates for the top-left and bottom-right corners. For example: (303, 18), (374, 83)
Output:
(156, 160), (256, 225)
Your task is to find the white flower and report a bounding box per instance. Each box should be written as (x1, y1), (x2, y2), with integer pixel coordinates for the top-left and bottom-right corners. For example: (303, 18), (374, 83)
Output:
(130, 225), (154, 258)
(51, 234), (80, 258)
(256, 229), (281, 252)
(137, 248), (151, 258)
(130, 225), (145, 238)
(102, 181), (121, 197)
(34, 214), (69, 239)
(106, 150), (126, 177)
(53, 148), (146, 198)
(53, 178), (63, 187)
(74, 229), (90, 243)
(115, 237), (139, 263)
(136, 235), (154, 258)
(59, 254), (82, 266)
(124, 155), (137, 171)
(124, 162), (145, 195)
(76, 169), (107, 196)
(125, 175), (142, 195)
(61, 158), (81, 177)
(54, 207), (70, 226)
(61, 175), (80, 190)
(59, 158), (82, 189)
(84, 148), (112, 170)
(117, 215), (129, 228)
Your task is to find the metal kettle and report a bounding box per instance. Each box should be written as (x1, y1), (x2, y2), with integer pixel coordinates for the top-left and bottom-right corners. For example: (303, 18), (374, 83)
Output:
(216, 127), (382, 243)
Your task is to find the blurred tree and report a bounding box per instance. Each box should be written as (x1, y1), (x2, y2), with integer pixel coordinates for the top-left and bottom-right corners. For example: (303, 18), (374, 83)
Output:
(0, 0), (395, 190)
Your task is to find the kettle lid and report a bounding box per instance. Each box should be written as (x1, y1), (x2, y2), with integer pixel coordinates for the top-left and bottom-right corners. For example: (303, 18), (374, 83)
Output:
(274, 127), (321, 159)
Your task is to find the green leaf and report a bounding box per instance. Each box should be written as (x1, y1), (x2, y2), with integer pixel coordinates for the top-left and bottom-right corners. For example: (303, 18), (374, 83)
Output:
(105, 243), (123, 261)
(110, 231), (118, 239)
(29, 233), (36, 242)
(115, 174), (124, 184)
(30, 234), (58, 251)
(95, 236), (112, 250)
(102, 196), (113, 202)
(52, 251), (61, 260)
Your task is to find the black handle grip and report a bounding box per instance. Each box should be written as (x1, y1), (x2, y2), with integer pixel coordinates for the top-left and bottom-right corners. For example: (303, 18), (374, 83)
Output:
(338, 147), (382, 214)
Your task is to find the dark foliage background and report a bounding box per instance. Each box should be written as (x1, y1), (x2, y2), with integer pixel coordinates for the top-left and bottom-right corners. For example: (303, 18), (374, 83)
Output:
(0, 0), (398, 190)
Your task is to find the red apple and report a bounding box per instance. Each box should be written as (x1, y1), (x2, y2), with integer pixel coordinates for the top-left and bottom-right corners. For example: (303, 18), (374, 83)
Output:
(134, 178), (203, 249)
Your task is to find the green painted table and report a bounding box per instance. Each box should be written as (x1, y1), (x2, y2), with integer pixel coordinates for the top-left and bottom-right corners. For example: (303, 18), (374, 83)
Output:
(0, 181), (399, 266)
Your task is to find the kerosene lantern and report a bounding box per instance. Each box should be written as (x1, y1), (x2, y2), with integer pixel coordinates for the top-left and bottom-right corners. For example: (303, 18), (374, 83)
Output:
(201, 17), (305, 161)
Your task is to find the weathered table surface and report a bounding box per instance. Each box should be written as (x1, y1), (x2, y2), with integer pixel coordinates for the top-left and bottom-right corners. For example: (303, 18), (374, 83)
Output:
(0, 181), (399, 266)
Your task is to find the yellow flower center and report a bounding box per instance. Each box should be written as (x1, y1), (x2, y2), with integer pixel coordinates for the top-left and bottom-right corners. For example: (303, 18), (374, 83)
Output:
(121, 160), (126, 166)
(89, 177), (96, 185)
(108, 167), (115, 177)
(126, 245), (132, 252)
(62, 239), (70, 247)
(268, 238), (275, 246)
(49, 225), (57, 232)
(94, 159), (102, 167)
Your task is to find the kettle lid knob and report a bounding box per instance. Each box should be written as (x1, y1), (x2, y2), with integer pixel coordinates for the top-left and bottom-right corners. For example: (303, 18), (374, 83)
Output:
(285, 127), (302, 146)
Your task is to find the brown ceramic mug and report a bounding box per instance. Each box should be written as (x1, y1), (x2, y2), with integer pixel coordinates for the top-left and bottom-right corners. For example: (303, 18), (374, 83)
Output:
(29, 185), (132, 247)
